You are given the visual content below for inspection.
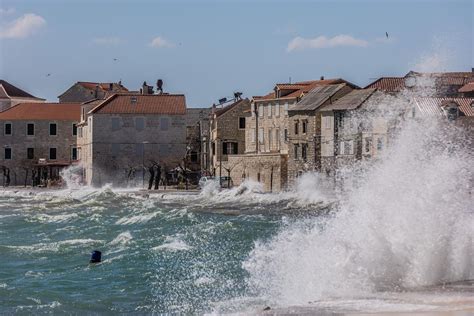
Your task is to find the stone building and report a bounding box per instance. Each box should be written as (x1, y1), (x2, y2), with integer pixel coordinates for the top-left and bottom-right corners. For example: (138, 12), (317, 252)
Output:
(0, 102), (80, 186)
(209, 98), (250, 177)
(77, 93), (187, 187)
(58, 81), (128, 103)
(185, 107), (211, 175)
(287, 83), (355, 185)
(0, 80), (45, 112)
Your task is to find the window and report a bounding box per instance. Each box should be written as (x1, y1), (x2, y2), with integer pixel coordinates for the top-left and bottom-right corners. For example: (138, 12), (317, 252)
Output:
(223, 142), (238, 155)
(275, 103), (280, 116)
(268, 129), (273, 150)
(239, 117), (246, 129)
(78, 127), (83, 138)
(4, 147), (12, 160)
(377, 138), (384, 150)
(284, 129), (288, 141)
(111, 117), (121, 131)
(81, 108), (86, 121)
(258, 128), (264, 144)
(72, 123), (77, 136)
(268, 104), (272, 117)
(135, 117), (145, 131)
(258, 105), (264, 117)
(27, 123), (35, 136)
(160, 117), (169, 131)
(302, 143), (308, 161)
(324, 116), (331, 129)
(4, 123), (12, 136)
(71, 147), (78, 161)
(111, 143), (120, 157)
(49, 148), (57, 160)
(251, 128), (256, 143)
(275, 128), (280, 149)
(294, 144), (299, 160)
(135, 143), (144, 156)
(212, 142), (216, 155)
(294, 120), (299, 135)
(49, 123), (57, 136)
(302, 120), (307, 134)
(190, 151), (198, 163)
(88, 117), (92, 133)
(340, 140), (353, 155)
(364, 138), (372, 153)
(27, 148), (34, 159)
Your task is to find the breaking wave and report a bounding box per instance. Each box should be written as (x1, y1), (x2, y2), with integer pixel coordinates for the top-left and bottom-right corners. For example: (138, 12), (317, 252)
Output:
(244, 117), (473, 307)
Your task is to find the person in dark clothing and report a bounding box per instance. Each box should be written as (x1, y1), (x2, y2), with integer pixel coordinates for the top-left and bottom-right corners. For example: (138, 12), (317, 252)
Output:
(154, 165), (161, 190)
(148, 164), (155, 190)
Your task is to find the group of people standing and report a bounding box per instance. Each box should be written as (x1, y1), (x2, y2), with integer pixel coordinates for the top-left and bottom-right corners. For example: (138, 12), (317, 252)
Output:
(147, 164), (164, 190)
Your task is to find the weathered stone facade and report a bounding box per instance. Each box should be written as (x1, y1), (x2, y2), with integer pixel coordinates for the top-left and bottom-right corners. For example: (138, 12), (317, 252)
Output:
(0, 103), (80, 186)
(77, 94), (187, 187)
(228, 153), (288, 192)
(287, 84), (354, 185)
(185, 108), (211, 174)
(209, 98), (250, 177)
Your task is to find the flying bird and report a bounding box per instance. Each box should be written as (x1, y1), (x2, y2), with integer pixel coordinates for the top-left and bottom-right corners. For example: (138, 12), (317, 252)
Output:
(46, 73), (51, 77)
(113, 58), (118, 61)
(386, 32), (389, 38)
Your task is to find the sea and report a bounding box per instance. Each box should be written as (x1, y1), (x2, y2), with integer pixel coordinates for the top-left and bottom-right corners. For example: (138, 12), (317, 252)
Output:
(1, 116), (473, 315)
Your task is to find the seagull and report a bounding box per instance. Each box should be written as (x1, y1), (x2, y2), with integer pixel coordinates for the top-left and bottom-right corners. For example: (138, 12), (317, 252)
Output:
(385, 32), (389, 38)
(46, 73), (51, 77)
(113, 58), (118, 61)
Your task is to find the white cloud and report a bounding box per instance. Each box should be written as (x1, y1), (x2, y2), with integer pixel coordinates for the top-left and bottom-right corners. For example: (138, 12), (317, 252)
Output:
(287, 34), (368, 52)
(0, 13), (46, 39)
(93, 37), (122, 46)
(149, 36), (174, 48)
(0, 8), (15, 15)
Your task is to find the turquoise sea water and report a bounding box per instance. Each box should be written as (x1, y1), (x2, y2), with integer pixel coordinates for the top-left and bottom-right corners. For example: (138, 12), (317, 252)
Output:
(0, 188), (307, 314)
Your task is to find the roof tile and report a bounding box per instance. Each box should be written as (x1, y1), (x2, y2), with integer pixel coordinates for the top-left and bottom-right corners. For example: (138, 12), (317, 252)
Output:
(0, 103), (81, 120)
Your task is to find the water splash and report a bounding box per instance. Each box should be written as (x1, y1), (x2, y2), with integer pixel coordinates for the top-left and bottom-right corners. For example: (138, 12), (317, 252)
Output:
(243, 115), (473, 307)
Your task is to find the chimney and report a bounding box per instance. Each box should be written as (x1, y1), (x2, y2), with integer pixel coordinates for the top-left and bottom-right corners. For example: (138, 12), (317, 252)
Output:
(94, 84), (99, 99)
(109, 83), (113, 91)
(472, 67), (474, 73)
(142, 81), (148, 95)
(320, 76), (325, 80)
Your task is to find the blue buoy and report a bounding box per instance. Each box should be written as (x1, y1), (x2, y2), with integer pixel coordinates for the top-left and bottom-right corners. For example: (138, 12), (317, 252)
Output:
(90, 250), (101, 263)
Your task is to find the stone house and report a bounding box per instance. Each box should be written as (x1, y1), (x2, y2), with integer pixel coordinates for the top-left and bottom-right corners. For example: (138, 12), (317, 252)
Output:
(77, 93), (187, 187)
(209, 98), (250, 178)
(58, 81), (128, 103)
(185, 107), (211, 175)
(287, 83), (355, 185)
(0, 102), (80, 186)
(0, 80), (45, 112)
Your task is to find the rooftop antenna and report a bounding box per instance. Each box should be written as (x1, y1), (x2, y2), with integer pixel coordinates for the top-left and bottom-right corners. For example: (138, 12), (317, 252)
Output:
(157, 79), (163, 94)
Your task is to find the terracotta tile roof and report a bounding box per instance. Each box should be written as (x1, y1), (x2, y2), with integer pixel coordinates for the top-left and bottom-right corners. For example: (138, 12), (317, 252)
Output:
(214, 98), (250, 117)
(365, 77), (405, 92)
(0, 80), (45, 100)
(0, 103), (81, 120)
(320, 88), (377, 111)
(459, 82), (474, 93)
(90, 94), (186, 115)
(414, 97), (474, 117)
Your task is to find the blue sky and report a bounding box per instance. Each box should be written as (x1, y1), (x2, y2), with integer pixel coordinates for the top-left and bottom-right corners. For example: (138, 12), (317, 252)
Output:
(0, 0), (472, 107)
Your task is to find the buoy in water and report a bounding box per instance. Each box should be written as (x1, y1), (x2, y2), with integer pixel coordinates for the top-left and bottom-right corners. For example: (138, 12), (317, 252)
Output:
(90, 250), (102, 263)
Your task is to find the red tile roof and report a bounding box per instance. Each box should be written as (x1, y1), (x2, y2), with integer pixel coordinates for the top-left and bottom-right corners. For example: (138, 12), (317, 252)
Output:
(0, 80), (45, 100)
(0, 103), (81, 120)
(414, 97), (474, 117)
(365, 77), (405, 92)
(90, 94), (186, 115)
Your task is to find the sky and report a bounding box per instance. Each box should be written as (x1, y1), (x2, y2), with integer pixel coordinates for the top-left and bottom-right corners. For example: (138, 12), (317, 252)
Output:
(0, 0), (472, 107)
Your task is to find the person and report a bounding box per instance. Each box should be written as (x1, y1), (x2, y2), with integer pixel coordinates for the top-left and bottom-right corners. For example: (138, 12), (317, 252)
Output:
(148, 165), (155, 190)
(154, 165), (161, 190)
